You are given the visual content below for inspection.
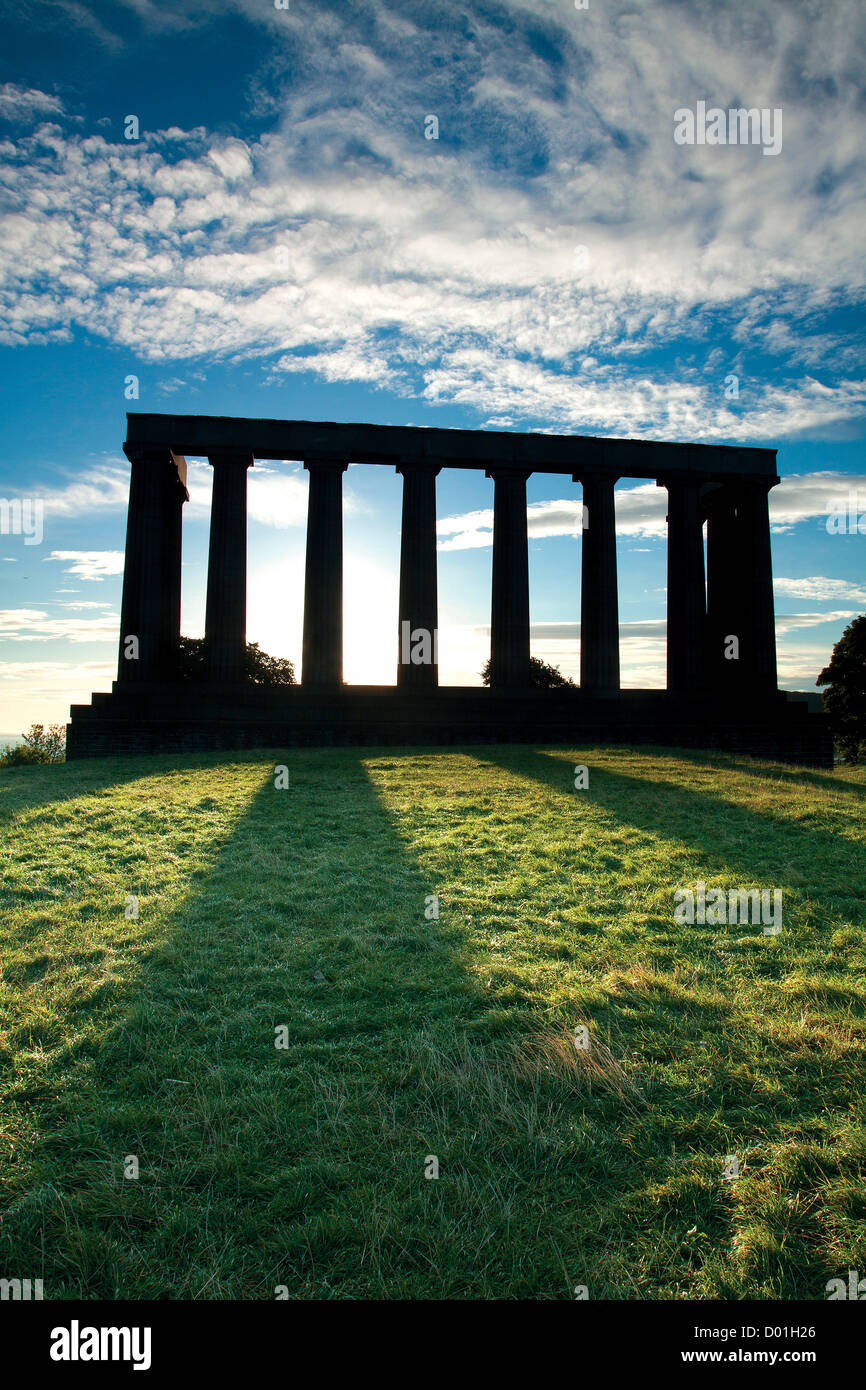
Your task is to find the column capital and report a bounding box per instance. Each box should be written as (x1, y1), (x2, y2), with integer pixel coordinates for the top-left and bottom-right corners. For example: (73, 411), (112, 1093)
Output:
(484, 465), (531, 482)
(124, 445), (190, 501)
(656, 471), (706, 491)
(207, 451), (254, 469)
(396, 457), (442, 478)
(736, 473), (780, 493)
(304, 455), (349, 473)
(123, 443), (172, 464)
(572, 468), (620, 486)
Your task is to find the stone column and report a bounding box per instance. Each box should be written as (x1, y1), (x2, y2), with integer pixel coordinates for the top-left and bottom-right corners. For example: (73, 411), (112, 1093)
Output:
(662, 474), (706, 693)
(488, 467), (531, 687)
(576, 470), (620, 692)
(705, 484), (742, 690)
(397, 461), (440, 686)
(118, 448), (188, 684)
(205, 452), (253, 683)
(736, 478), (778, 692)
(302, 458), (348, 686)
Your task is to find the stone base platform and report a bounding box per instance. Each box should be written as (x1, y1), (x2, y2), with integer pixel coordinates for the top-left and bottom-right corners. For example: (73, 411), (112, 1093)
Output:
(66, 684), (833, 767)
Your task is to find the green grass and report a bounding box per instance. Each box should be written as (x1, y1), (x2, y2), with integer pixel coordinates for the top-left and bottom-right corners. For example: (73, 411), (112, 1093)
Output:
(1, 744), (864, 1300)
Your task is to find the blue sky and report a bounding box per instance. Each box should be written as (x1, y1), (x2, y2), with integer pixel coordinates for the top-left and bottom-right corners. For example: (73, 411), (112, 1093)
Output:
(0, 0), (864, 731)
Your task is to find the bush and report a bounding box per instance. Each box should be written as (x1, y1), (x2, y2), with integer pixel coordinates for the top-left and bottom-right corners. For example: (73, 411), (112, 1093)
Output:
(0, 723), (66, 768)
(817, 615), (866, 764)
(176, 637), (296, 686)
(480, 656), (577, 688)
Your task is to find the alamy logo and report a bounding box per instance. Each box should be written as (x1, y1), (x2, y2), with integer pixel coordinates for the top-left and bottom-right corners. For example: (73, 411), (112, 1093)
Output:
(0, 1277), (43, 1300)
(674, 102), (782, 157)
(826, 1270), (866, 1300)
(825, 490), (866, 535)
(400, 622), (438, 666)
(674, 882), (782, 932)
(50, 1321), (152, 1371)
(0, 497), (43, 545)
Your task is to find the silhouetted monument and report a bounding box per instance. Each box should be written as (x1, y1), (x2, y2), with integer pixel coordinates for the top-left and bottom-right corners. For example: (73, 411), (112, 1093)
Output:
(66, 414), (831, 765)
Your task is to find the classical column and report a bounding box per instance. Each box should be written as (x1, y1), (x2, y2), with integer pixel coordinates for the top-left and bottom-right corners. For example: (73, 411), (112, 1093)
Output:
(705, 484), (742, 690)
(736, 478), (778, 692)
(205, 452), (253, 682)
(576, 470), (620, 691)
(166, 459), (185, 669)
(662, 474), (706, 693)
(488, 467), (531, 687)
(118, 448), (188, 684)
(397, 461), (440, 686)
(302, 458), (348, 686)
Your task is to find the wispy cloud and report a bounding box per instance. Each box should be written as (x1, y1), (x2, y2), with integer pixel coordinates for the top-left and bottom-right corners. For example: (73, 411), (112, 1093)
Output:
(0, 84), (64, 122)
(437, 473), (866, 550)
(46, 550), (124, 580)
(0, 608), (118, 642)
(31, 465), (131, 516)
(769, 472), (866, 530)
(0, 0), (864, 436)
(774, 576), (866, 603)
(774, 609), (859, 631)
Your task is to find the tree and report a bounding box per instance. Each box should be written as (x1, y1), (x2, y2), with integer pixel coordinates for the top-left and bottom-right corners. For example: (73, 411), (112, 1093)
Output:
(176, 638), (296, 686)
(480, 656), (577, 688)
(0, 723), (66, 768)
(816, 614), (866, 764)
(242, 642), (297, 687)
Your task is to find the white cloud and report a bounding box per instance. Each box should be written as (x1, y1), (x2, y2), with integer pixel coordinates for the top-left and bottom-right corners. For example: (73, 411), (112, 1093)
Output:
(774, 576), (866, 603)
(437, 487), (667, 551)
(0, 84), (64, 121)
(774, 610), (859, 632)
(207, 139), (253, 183)
(249, 466), (309, 529)
(47, 550), (125, 580)
(9, 458), (315, 535)
(184, 459), (312, 528)
(769, 473), (866, 531)
(435, 473), (866, 551)
(0, 608), (118, 642)
(0, 0), (864, 437)
(31, 463), (131, 517)
(46, 600), (113, 611)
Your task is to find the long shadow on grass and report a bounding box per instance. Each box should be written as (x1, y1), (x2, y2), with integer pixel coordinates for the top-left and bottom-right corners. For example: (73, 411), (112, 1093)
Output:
(3, 748), (623, 1301)
(465, 744), (866, 1296)
(4, 745), (861, 1300)
(5, 749), (474, 1296)
(472, 745), (865, 892)
(656, 747), (865, 801)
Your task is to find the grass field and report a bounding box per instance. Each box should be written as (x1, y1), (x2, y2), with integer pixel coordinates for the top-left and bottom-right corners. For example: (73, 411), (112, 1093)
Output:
(1, 745), (864, 1300)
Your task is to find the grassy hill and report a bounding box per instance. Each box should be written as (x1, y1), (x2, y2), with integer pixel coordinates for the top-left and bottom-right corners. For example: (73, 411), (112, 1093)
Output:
(1, 745), (864, 1300)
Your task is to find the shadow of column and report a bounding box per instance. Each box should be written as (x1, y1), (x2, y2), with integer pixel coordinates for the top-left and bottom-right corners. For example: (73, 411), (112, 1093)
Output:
(2, 745), (863, 1299)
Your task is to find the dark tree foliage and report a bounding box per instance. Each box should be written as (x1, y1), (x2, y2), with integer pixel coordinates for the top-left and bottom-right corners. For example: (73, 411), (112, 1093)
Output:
(817, 614), (866, 764)
(480, 656), (577, 688)
(177, 637), (296, 686)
